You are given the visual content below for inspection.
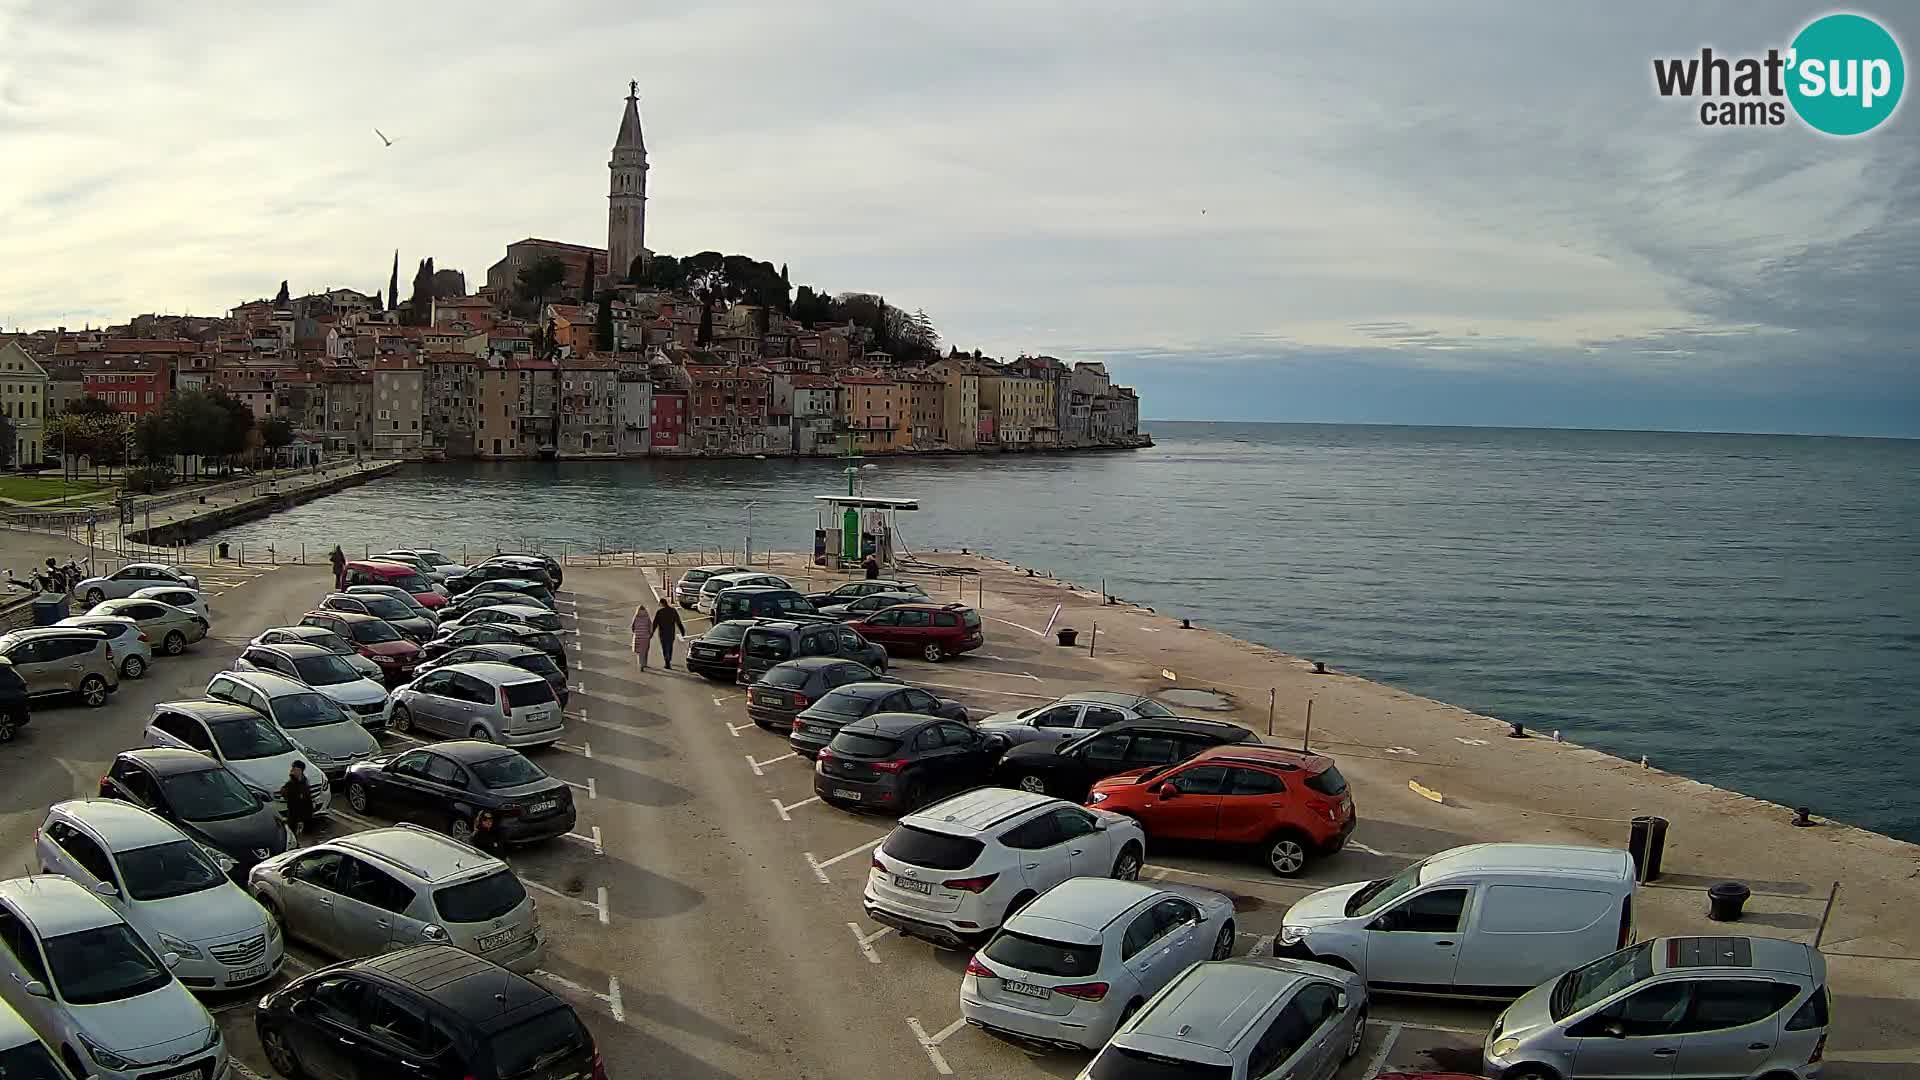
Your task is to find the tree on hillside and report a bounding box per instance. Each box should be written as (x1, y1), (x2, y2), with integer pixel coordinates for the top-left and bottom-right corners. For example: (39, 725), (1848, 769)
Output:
(518, 256), (568, 309)
(260, 416), (295, 463)
(580, 255), (596, 300)
(689, 269), (726, 347)
(792, 285), (829, 324)
(778, 263), (792, 314)
(406, 257), (437, 325)
(0, 415), (15, 468)
(70, 396), (117, 416)
(596, 296), (615, 351)
(388, 250), (400, 311)
(642, 254), (682, 289)
(274, 280), (290, 305)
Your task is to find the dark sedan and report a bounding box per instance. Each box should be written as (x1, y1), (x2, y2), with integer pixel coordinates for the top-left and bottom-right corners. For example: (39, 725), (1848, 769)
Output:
(804, 579), (929, 608)
(99, 748), (291, 878)
(992, 717), (1261, 801)
(438, 580), (557, 618)
(814, 713), (998, 813)
(686, 619), (758, 681)
(789, 680), (969, 758)
(414, 642), (569, 708)
(817, 590), (923, 621)
(421, 622), (567, 672)
(342, 741), (575, 847)
(746, 657), (887, 732)
(448, 563), (553, 595)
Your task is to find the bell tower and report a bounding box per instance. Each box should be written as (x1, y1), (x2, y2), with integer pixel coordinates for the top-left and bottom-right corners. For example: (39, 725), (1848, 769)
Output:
(608, 81), (649, 282)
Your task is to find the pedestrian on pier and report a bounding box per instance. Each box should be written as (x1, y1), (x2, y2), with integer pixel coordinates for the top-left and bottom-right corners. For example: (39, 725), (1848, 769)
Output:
(863, 554), (879, 579)
(630, 603), (653, 671)
(653, 600), (685, 670)
(328, 545), (346, 589)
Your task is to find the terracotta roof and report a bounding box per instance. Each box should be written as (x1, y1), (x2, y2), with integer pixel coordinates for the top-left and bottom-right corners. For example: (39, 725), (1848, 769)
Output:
(560, 354), (616, 370)
(424, 352), (478, 366)
(373, 356), (420, 371)
(98, 339), (196, 354)
(788, 375), (837, 389)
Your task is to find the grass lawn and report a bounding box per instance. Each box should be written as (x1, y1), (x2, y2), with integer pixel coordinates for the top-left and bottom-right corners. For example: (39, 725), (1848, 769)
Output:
(0, 474), (113, 503)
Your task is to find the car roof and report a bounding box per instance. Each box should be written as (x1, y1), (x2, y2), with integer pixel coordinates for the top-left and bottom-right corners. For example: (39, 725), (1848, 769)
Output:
(1100, 716), (1252, 739)
(0, 875), (124, 936)
(470, 603), (548, 616)
(883, 602), (971, 612)
(345, 560), (412, 571)
(132, 584), (196, 594)
(58, 615), (137, 627)
(1420, 843), (1632, 882)
(219, 668), (318, 696)
(306, 608), (380, 623)
(153, 698), (267, 724)
(476, 577), (544, 589)
(772, 656), (852, 670)
(358, 944), (554, 1017)
(709, 571), (772, 584)
(93, 598), (179, 613)
(422, 740), (527, 765)
(685, 564), (746, 574)
(718, 585), (790, 596)
(120, 563), (175, 574)
(1062, 691), (1151, 707)
(1123, 959), (1314, 1054)
(333, 826), (503, 884)
(51, 798), (186, 851)
(269, 624), (335, 638)
(1655, 936), (1816, 976)
(1012, 878), (1162, 938)
(440, 660), (547, 685)
(115, 747), (227, 776)
(846, 712), (941, 736)
(0, 626), (106, 642)
(251, 642), (335, 660)
(904, 788), (1056, 834)
(1188, 745), (1336, 772)
(828, 681), (906, 701)
(444, 643), (544, 660)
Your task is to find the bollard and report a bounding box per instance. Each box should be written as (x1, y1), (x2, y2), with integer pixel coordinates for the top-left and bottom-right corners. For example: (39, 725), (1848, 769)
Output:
(1313, 660), (1327, 674)
(1056, 628), (1078, 647)
(1509, 721), (1527, 738)
(1792, 807), (1814, 828)
(1088, 622), (1098, 657)
(1707, 881), (1751, 922)
(1627, 816), (1669, 881)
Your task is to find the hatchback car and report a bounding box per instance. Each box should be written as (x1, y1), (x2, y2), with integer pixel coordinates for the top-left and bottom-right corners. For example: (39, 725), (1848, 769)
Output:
(255, 945), (603, 1080)
(675, 563), (748, 607)
(345, 742), (576, 847)
(790, 680), (968, 758)
(1089, 745), (1356, 877)
(462, 577), (557, 610)
(143, 699), (333, 814)
(685, 619), (758, 681)
(0, 627), (117, 707)
(696, 571), (791, 612)
(99, 748), (292, 877)
(0, 875), (226, 1080)
(346, 583), (436, 618)
(340, 560), (447, 610)
(386, 548), (466, 580)
(54, 614), (151, 679)
(249, 825), (543, 973)
(741, 619), (889, 683)
(207, 669), (383, 776)
(746, 657), (885, 732)
(805, 578), (930, 608)
(320, 591), (437, 642)
(73, 562), (200, 606)
(1079, 956), (1368, 1080)
(250, 623), (385, 681)
(87, 597), (207, 656)
(846, 602), (984, 662)
(477, 552), (562, 587)
(35, 799), (282, 992)
(712, 586), (824, 623)
(996, 717), (1261, 802)
(414, 642), (569, 708)
(962, 879), (1238, 1050)
(388, 661), (564, 747)
(127, 585), (210, 622)
(231, 642), (391, 724)
(1484, 936), (1831, 1080)
(979, 691), (1181, 748)
(421, 622), (567, 671)
(816, 590), (924, 621)
(439, 602), (564, 633)
(864, 788), (1147, 949)
(815, 713), (1000, 812)
(299, 609), (423, 683)
(447, 562), (552, 595)
(437, 582), (557, 621)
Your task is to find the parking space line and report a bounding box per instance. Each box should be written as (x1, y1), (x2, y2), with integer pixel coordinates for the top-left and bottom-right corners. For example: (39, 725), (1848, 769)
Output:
(563, 827), (604, 855)
(560, 777), (597, 799)
(1145, 862), (1325, 892)
(554, 740), (592, 759)
(1361, 1022), (1401, 1080)
(847, 921), (889, 964)
(606, 976), (624, 1022)
(772, 795), (820, 821)
(328, 808), (382, 830)
(713, 693), (742, 706)
(985, 616), (1045, 638)
(384, 731), (428, 746)
(230, 1060), (270, 1080)
(1249, 933), (1275, 958)
(805, 837), (885, 884)
(535, 970), (624, 1024)
(747, 751), (796, 775)
(594, 885), (610, 925)
(906, 1016), (965, 1075)
(725, 721), (754, 738)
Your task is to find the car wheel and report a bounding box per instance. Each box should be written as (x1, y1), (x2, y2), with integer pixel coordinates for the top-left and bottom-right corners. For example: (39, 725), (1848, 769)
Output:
(921, 643), (945, 663)
(1212, 920), (1236, 960)
(388, 705), (412, 734)
(1110, 844), (1142, 881)
(469, 725), (493, 743)
(347, 782), (370, 813)
(0, 718), (14, 743)
(1503, 1067), (1562, 1080)
(163, 629), (186, 655)
(1014, 773), (1049, 795)
(78, 675), (108, 708)
(1344, 1007), (1367, 1061)
(121, 654), (146, 679)
(449, 816), (476, 842)
(1265, 832), (1309, 876)
(84, 589), (104, 606)
(259, 896), (290, 940)
(260, 1023), (306, 1079)
(1118, 997), (1146, 1029)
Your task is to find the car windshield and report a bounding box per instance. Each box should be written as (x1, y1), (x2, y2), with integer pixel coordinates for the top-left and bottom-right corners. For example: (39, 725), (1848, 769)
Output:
(1345, 858), (1427, 917)
(359, 597), (415, 620)
(274, 691), (350, 729)
(117, 839), (225, 901)
(208, 715), (295, 760)
(42, 924), (172, 1006)
(160, 767), (262, 821)
(762, 666), (814, 690)
(1552, 941), (1655, 1020)
(984, 931), (1102, 978)
(292, 654), (362, 686)
(416, 551), (450, 566)
(433, 869), (527, 923)
(487, 1008), (589, 1077)
(349, 620), (402, 644)
(882, 825), (984, 870)
(471, 752), (547, 788)
(0, 1041), (68, 1080)
(1088, 1047), (1232, 1080)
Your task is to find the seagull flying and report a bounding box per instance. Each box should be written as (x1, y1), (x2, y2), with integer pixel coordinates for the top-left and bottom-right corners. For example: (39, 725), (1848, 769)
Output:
(374, 128), (394, 147)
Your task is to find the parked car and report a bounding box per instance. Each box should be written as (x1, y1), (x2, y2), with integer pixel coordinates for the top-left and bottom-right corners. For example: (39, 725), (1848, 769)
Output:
(815, 713), (1000, 812)
(0, 875), (226, 1080)
(439, 602), (564, 633)
(804, 578), (930, 608)
(696, 571), (790, 612)
(746, 657), (886, 732)
(385, 548), (466, 581)
(54, 614), (151, 680)
(996, 717), (1259, 802)
(35, 799), (282, 992)
(99, 748), (292, 878)
(0, 662), (29, 741)
(128, 585), (210, 621)
(231, 642), (391, 725)
(0, 627), (117, 707)
(420, 623), (567, 672)
(1079, 956), (1368, 1080)
(346, 583), (436, 619)
(388, 661), (565, 747)
(1484, 936), (1830, 1080)
(712, 586), (826, 623)
(143, 700), (333, 814)
(447, 562), (552, 595)
(978, 691), (1180, 748)
(73, 562), (200, 606)
(863, 788), (1147, 949)
(415, 642), (569, 708)
(255, 945), (602, 1080)
(340, 560), (447, 609)
(0, 999), (71, 1080)
(298, 609), (423, 684)
(790, 680), (968, 758)
(320, 591), (437, 642)
(961, 878), (1238, 1050)
(1088, 745), (1356, 876)
(674, 564), (748, 607)
(477, 552), (562, 588)
(369, 552), (452, 587)
(685, 619), (758, 681)
(1275, 843), (1637, 996)
(438, 581), (557, 620)
(250, 624), (384, 681)
(207, 669), (383, 775)
(845, 602), (984, 662)
(817, 590), (923, 621)
(248, 825), (543, 973)
(86, 597), (206, 656)
(741, 620), (889, 683)
(344, 742), (576, 847)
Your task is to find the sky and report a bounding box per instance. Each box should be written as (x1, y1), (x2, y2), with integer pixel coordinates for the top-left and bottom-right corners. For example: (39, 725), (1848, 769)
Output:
(1, 2), (1914, 436)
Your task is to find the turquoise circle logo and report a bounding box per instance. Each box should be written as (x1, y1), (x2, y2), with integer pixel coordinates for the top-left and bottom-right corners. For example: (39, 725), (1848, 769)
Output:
(1787, 13), (1905, 135)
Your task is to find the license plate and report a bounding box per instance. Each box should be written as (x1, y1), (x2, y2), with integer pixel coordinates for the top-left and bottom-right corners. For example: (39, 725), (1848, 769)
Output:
(1003, 980), (1051, 1000)
(833, 788), (864, 802)
(230, 962), (271, 983)
(149, 1065), (204, 1080)
(529, 799), (558, 814)
(893, 874), (931, 894)
(809, 724), (834, 737)
(478, 928), (519, 951)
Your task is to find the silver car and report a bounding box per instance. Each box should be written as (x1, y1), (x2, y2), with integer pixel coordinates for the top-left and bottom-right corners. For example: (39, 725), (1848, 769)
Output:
(247, 825), (543, 973)
(0, 626), (118, 707)
(206, 670), (381, 780)
(56, 614), (152, 679)
(674, 564), (748, 607)
(87, 597), (207, 656)
(1485, 936), (1831, 1080)
(439, 603), (564, 633)
(1077, 956), (1368, 1080)
(231, 642), (390, 723)
(388, 661), (564, 747)
(250, 625), (383, 681)
(73, 562), (200, 606)
(978, 691), (1181, 748)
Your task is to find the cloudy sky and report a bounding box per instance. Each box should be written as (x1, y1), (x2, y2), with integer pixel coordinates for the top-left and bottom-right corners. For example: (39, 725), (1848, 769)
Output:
(2, 1), (1914, 435)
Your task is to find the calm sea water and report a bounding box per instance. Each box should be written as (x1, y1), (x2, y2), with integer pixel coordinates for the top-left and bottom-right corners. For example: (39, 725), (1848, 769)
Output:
(210, 423), (1920, 841)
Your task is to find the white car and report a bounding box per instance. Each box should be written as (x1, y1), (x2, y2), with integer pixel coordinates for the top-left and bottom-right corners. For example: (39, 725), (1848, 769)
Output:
(0, 875), (226, 1080)
(143, 700), (333, 815)
(232, 642), (390, 721)
(35, 800), (283, 992)
(129, 586), (210, 622)
(673, 564), (748, 608)
(865, 788), (1147, 949)
(55, 614), (153, 679)
(0, 998), (66, 1079)
(206, 670), (382, 779)
(73, 563), (200, 606)
(961, 879), (1237, 1050)
(696, 571), (791, 612)
(389, 548), (465, 581)
(250, 624), (384, 681)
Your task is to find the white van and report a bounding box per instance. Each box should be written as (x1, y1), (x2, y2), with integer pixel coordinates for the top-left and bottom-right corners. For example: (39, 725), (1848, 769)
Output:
(1274, 843), (1635, 997)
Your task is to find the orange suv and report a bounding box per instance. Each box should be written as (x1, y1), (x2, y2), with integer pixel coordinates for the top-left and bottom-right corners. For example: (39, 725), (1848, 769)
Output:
(1086, 744), (1354, 877)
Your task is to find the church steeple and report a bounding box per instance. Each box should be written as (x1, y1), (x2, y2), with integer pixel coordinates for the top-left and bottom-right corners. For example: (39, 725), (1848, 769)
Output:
(616, 80), (645, 152)
(607, 81), (649, 283)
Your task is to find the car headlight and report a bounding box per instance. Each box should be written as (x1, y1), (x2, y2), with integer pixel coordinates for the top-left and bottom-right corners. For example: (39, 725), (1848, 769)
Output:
(158, 932), (205, 960)
(197, 1024), (223, 1053)
(1088, 791), (1109, 803)
(1279, 925), (1307, 945)
(300, 744), (338, 764)
(265, 915), (282, 941)
(1490, 1038), (1521, 1059)
(199, 843), (237, 874)
(76, 1033), (133, 1072)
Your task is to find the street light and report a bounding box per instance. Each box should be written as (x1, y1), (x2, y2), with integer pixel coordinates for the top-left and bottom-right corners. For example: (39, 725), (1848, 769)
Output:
(743, 500), (758, 564)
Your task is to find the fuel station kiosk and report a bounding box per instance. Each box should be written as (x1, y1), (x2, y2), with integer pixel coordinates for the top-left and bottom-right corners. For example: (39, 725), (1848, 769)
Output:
(814, 494), (918, 570)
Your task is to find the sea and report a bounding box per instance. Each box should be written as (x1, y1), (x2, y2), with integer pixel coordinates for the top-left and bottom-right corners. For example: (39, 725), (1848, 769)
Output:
(208, 422), (1920, 842)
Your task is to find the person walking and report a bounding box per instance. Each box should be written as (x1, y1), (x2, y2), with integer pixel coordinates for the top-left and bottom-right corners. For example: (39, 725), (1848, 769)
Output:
(279, 761), (316, 836)
(630, 602), (653, 671)
(328, 545), (346, 590)
(653, 600), (685, 670)
(862, 554), (880, 579)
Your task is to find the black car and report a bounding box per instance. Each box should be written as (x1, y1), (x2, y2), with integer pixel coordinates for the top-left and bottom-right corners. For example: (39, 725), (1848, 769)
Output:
(816, 590), (923, 622)
(448, 562), (553, 595)
(746, 657), (887, 732)
(437, 584), (556, 622)
(479, 552), (563, 588)
(790, 680), (968, 758)
(712, 586), (833, 623)
(415, 643), (569, 707)
(0, 661), (29, 740)
(98, 748), (290, 877)
(422, 623), (567, 672)
(685, 619), (758, 681)
(993, 717), (1261, 802)
(814, 713), (998, 813)
(804, 578), (929, 608)
(257, 945), (601, 1080)
(343, 741), (575, 847)
(739, 620), (888, 683)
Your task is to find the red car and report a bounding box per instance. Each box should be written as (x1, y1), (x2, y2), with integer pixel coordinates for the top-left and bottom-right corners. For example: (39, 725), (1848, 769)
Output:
(298, 609), (422, 684)
(1086, 744), (1354, 876)
(844, 602), (983, 662)
(343, 560), (447, 609)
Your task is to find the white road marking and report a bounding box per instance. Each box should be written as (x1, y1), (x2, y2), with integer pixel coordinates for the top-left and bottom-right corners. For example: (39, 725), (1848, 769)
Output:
(747, 751), (797, 776)
(772, 795), (820, 821)
(230, 1060), (270, 1080)
(986, 616), (1044, 637)
(1385, 746), (1418, 756)
(725, 721), (754, 738)
(847, 921), (890, 964)
(606, 976), (625, 1022)
(560, 777), (597, 799)
(1455, 737), (1489, 746)
(535, 970), (626, 1024)
(805, 837), (885, 883)
(563, 827), (604, 856)
(906, 1016), (965, 1075)
(384, 731), (428, 746)
(596, 886), (610, 925)
(1348, 841), (1412, 858)
(1249, 933), (1275, 957)
(713, 693), (742, 706)
(328, 808), (382, 830)
(555, 740), (593, 758)
(1361, 1022), (1401, 1080)
(536, 969), (596, 995)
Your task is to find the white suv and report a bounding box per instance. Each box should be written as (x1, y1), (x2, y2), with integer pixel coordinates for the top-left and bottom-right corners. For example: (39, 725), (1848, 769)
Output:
(865, 788), (1146, 949)
(35, 799), (282, 992)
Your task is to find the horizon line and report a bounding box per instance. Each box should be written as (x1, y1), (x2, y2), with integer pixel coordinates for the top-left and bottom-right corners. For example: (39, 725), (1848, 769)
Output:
(1140, 418), (1920, 442)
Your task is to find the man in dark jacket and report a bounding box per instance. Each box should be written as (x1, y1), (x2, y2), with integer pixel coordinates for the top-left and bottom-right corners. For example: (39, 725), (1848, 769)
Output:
(328, 546), (347, 590)
(862, 555), (879, 579)
(280, 761), (316, 835)
(652, 601), (685, 670)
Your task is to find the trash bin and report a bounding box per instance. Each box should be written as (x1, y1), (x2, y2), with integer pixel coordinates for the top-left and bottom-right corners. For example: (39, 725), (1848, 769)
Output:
(1628, 815), (1669, 882)
(217, 542), (230, 560)
(1708, 881), (1751, 921)
(1056, 628), (1078, 647)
